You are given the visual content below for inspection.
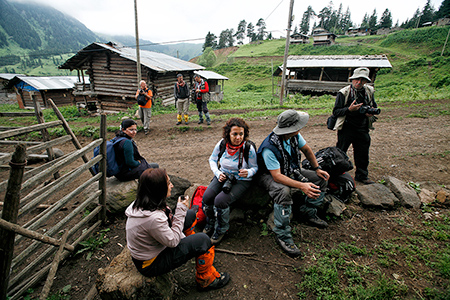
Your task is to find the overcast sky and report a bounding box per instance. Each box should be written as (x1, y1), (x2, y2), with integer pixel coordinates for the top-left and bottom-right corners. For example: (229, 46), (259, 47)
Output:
(12, 0), (444, 44)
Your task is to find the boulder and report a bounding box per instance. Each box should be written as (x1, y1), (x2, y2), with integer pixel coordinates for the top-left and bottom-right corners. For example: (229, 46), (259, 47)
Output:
(97, 247), (174, 300)
(84, 175), (190, 215)
(326, 195), (347, 216)
(419, 188), (437, 205)
(84, 177), (138, 214)
(384, 176), (421, 208)
(355, 183), (397, 209)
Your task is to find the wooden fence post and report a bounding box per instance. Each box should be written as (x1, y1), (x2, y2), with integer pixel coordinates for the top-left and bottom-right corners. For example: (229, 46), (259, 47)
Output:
(99, 114), (107, 223)
(31, 94), (60, 179)
(0, 144), (26, 300)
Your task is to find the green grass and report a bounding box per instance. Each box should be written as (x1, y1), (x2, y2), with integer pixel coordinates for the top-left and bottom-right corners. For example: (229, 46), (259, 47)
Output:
(295, 213), (450, 298)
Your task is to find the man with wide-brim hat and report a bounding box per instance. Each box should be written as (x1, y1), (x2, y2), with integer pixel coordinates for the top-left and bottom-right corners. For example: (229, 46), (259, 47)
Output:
(331, 67), (380, 185)
(257, 110), (330, 257)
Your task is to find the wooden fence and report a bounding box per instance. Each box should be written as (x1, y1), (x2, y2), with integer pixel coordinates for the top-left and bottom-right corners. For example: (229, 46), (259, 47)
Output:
(0, 97), (107, 300)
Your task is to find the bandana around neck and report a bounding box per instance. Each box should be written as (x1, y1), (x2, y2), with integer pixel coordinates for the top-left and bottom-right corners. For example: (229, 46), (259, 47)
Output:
(226, 141), (244, 157)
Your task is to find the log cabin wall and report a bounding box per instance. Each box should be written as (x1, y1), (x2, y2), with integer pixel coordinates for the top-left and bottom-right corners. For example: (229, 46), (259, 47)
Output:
(86, 51), (194, 110)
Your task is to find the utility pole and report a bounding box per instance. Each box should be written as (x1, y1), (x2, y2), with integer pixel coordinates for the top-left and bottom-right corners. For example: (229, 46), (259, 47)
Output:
(279, 0), (295, 105)
(134, 0), (142, 83)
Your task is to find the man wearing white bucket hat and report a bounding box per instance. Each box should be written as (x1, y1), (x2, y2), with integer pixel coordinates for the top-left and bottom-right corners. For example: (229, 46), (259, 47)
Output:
(332, 67), (380, 185)
(257, 110), (330, 257)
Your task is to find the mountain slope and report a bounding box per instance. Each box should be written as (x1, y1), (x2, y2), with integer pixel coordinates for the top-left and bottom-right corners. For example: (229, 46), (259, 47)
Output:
(0, 0), (98, 53)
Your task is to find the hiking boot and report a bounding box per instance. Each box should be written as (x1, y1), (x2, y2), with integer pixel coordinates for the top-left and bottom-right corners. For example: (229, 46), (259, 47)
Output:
(276, 237), (301, 257)
(144, 129), (149, 135)
(356, 178), (375, 185)
(207, 120), (211, 125)
(307, 216), (328, 229)
(185, 121), (189, 125)
(176, 121), (181, 125)
(198, 272), (230, 291)
(210, 231), (226, 245)
(198, 120), (203, 124)
(202, 224), (214, 237)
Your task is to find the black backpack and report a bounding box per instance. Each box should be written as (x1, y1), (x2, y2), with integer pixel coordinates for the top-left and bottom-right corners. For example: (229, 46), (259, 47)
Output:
(137, 89), (149, 106)
(302, 146), (353, 177)
(328, 172), (355, 202)
(217, 139), (256, 169)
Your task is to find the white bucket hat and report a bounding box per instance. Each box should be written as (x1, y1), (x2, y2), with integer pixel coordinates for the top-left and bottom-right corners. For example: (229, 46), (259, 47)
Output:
(273, 110), (309, 135)
(349, 67), (371, 82)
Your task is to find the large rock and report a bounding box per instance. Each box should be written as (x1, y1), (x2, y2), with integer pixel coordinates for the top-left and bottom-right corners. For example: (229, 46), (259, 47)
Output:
(97, 247), (174, 300)
(84, 175), (190, 215)
(384, 176), (421, 208)
(84, 177), (138, 214)
(355, 183), (397, 209)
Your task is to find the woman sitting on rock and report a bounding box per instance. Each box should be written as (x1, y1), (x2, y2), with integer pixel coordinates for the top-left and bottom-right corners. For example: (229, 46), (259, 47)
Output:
(114, 119), (159, 181)
(125, 168), (230, 290)
(202, 117), (258, 245)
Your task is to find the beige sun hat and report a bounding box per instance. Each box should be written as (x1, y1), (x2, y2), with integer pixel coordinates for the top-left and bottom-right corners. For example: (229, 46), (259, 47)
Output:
(273, 110), (309, 135)
(349, 67), (371, 82)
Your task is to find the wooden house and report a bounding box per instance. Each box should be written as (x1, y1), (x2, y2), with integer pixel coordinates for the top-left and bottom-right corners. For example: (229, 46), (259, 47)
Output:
(194, 70), (228, 102)
(273, 55), (392, 94)
(290, 33), (309, 44)
(59, 42), (205, 110)
(312, 28), (337, 46)
(6, 76), (87, 109)
(0, 73), (23, 98)
(346, 27), (371, 36)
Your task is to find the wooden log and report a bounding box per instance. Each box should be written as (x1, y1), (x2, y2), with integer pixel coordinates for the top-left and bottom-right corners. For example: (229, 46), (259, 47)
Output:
(0, 144), (26, 300)
(19, 139), (101, 195)
(0, 135), (70, 165)
(9, 220), (102, 300)
(0, 112), (35, 117)
(0, 153), (70, 194)
(12, 190), (101, 269)
(0, 218), (74, 251)
(48, 99), (96, 176)
(20, 173), (102, 233)
(39, 230), (69, 300)
(0, 121), (62, 140)
(9, 206), (102, 291)
(17, 156), (100, 218)
(99, 114), (107, 223)
(0, 140), (41, 145)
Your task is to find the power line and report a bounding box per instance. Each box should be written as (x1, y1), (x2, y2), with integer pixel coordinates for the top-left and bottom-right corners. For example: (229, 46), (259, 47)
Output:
(0, 37), (206, 60)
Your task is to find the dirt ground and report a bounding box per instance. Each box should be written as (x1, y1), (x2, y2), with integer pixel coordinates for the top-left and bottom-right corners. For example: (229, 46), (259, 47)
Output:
(27, 98), (450, 299)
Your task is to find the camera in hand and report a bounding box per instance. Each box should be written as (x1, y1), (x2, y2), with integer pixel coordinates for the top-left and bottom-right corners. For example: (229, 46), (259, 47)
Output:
(222, 174), (237, 194)
(180, 195), (186, 200)
(291, 169), (308, 182)
(359, 105), (380, 115)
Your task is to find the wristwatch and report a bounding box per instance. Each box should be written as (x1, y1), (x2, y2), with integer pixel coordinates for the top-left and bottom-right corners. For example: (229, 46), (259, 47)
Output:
(312, 165), (321, 171)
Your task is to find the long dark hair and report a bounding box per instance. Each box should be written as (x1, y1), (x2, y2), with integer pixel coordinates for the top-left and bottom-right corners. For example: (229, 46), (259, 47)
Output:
(222, 118), (249, 144)
(133, 168), (168, 211)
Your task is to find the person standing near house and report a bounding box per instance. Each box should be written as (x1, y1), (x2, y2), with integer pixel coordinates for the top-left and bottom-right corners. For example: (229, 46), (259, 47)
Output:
(332, 67), (379, 185)
(135, 80), (153, 135)
(257, 110), (330, 257)
(174, 74), (190, 125)
(194, 74), (211, 125)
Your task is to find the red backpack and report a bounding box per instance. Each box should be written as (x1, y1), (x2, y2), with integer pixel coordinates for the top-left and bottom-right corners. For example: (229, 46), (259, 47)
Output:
(190, 185), (207, 226)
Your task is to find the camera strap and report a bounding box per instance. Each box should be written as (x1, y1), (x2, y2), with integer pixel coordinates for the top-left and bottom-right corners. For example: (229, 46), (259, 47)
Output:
(238, 148), (244, 169)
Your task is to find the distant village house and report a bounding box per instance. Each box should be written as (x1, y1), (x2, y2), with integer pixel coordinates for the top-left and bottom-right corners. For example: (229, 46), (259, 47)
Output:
(290, 33), (309, 44)
(194, 70), (228, 102)
(312, 28), (337, 46)
(274, 55), (392, 95)
(6, 76), (88, 109)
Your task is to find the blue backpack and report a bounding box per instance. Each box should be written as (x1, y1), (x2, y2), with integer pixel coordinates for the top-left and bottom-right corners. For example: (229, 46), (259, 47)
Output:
(92, 137), (126, 177)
